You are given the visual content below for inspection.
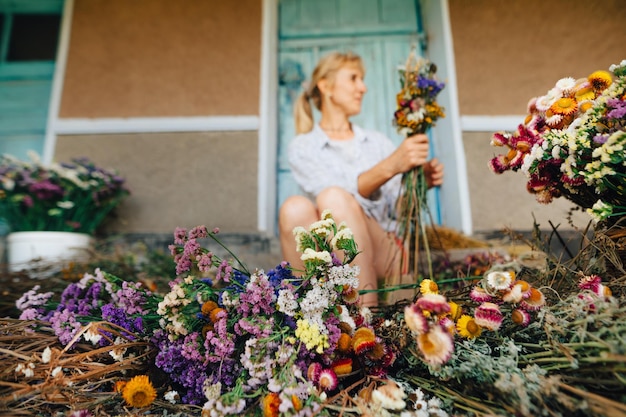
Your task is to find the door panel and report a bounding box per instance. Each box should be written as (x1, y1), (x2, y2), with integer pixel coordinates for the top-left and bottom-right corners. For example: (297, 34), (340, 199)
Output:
(277, 0), (430, 216)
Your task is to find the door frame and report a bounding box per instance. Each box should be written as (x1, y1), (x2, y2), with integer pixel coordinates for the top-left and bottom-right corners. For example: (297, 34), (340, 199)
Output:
(259, 0), (472, 235)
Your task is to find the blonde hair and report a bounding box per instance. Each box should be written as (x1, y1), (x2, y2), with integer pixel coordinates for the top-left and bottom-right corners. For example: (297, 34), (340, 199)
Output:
(294, 51), (365, 134)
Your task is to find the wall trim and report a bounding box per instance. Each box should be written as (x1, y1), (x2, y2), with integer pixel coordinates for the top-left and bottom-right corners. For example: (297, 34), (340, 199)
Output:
(257, 0), (279, 234)
(52, 116), (260, 135)
(461, 115), (525, 132)
(43, 0), (74, 164)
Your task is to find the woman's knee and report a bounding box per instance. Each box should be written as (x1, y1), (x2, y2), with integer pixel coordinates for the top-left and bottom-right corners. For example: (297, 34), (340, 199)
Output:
(279, 196), (317, 231)
(316, 186), (362, 217)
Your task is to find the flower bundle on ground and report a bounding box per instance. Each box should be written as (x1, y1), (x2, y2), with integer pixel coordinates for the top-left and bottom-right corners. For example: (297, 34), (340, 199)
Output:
(9, 211), (402, 416)
(0, 152), (129, 234)
(489, 60), (626, 222)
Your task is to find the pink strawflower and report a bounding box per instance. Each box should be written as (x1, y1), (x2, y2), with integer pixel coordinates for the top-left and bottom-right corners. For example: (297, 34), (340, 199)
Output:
(317, 368), (338, 392)
(404, 304), (428, 335)
(415, 293), (450, 315)
(578, 274), (602, 290)
(470, 286), (493, 303)
(307, 362), (322, 384)
(474, 302), (503, 331)
(511, 308), (531, 327)
(520, 288), (546, 311)
(417, 325), (454, 366)
(439, 316), (456, 335)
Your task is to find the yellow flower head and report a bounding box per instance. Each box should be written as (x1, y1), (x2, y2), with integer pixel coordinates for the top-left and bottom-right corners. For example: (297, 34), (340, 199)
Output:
(295, 319), (329, 354)
(549, 97), (578, 116)
(588, 70), (613, 91)
(201, 300), (218, 316)
(456, 314), (482, 339)
(419, 279), (439, 295)
(574, 86), (595, 102)
(263, 392), (281, 417)
(122, 375), (157, 408)
(447, 301), (462, 321)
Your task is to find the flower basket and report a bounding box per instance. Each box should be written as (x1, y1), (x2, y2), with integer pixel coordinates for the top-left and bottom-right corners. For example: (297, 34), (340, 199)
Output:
(0, 153), (129, 235)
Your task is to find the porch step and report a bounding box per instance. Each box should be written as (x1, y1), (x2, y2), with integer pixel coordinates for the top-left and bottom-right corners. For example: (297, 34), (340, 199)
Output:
(100, 232), (284, 273)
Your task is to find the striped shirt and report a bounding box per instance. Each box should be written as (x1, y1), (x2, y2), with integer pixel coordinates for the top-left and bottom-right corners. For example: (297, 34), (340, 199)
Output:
(288, 123), (401, 232)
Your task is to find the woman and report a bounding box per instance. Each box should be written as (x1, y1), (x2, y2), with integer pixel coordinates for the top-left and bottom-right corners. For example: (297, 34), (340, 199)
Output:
(279, 51), (444, 306)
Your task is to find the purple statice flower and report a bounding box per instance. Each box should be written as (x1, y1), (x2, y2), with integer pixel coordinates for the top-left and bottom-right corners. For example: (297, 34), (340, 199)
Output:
(100, 303), (142, 339)
(593, 134), (609, 144)
(172, 250), (192, 275)
(180, 332), (204, 362)
(215, 260), (233, 283)
(29, 180), (64, 200)
(235, 316), (275, 339)
(197, 252), (214, 273)
(153, 330), (209, 405)
(19, 308), (41, 320)
(324, 315), (341, 357)
(57, 283), (84, 314)
(266, 261), (295, 288)
(416, 75), (445, 96)
(183, 239), (201, 258)
(173, 227), (187, 245)
(607, 98), (626, 120)
(188, 225), (208, 239)
(112, 281), (150, 315)
(76, 282), (103, 315)
(15, 285), (54, 311)
(237, 274), (276, 317)
(49, 309), (82, 346)
(205, 316), (236, 363)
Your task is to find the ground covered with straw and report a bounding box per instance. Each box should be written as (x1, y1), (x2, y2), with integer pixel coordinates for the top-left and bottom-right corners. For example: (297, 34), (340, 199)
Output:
(1, 218), (625, 417)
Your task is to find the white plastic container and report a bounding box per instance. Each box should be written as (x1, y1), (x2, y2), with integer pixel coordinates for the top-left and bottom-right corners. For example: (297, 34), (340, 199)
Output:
(7, 231), (93, 272)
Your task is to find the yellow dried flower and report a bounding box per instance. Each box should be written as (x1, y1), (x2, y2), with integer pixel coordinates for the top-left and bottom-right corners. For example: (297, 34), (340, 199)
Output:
(122, 375), (157, 408)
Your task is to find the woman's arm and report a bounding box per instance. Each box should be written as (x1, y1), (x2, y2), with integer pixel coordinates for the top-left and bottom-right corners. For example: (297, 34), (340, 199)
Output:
(357, 133), (430, 198)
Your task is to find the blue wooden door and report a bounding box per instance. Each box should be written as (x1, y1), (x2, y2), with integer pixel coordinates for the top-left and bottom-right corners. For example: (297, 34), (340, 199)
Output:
(277, 0), (437, 218)
(0, 1), (62, 160)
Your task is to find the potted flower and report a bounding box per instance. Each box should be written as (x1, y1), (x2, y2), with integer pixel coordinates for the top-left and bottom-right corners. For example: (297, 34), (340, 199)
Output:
(0, 152), (129, 270)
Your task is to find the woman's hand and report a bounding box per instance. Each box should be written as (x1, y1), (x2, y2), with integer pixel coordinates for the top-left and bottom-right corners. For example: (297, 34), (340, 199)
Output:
(423, 158), (444, 188)
(389, 133), (430, 174)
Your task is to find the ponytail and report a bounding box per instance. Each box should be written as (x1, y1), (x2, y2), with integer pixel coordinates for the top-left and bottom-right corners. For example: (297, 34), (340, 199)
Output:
(294, 90), (314, 134)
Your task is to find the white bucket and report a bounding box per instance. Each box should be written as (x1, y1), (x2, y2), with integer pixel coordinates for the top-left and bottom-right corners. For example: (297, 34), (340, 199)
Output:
(7, 231), (93, 272)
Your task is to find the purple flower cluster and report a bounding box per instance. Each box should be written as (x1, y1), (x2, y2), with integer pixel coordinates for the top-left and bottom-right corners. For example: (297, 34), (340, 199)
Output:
(417, 74), (445, 96)
(16, 269), (154, 349)
(237, 274), (276, 317)
(152, 328), (241, 405)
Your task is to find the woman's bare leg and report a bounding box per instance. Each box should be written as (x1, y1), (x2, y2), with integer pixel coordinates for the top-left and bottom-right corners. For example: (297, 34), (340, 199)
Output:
(279, 189), (402, 307)
(316, 187), (399, 307)
(278, 195), (319, 271)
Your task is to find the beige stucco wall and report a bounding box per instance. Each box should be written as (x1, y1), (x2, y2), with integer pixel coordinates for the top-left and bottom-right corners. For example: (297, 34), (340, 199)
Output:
(54, 131), (258, 234)
(449, 0), (626, 115)
(61, 0), (261, 117)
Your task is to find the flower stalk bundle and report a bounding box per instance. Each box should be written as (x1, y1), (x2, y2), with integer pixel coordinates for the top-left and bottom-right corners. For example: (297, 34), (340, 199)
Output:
(0, 152), (129, 234)
(489, 60), (626, 223)
(12, 212), (400, 415)
(393, 52), (446, 279)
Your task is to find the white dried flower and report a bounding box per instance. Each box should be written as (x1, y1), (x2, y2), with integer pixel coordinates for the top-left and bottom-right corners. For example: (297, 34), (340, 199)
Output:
(41, 346), (52, 363)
